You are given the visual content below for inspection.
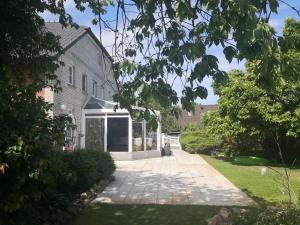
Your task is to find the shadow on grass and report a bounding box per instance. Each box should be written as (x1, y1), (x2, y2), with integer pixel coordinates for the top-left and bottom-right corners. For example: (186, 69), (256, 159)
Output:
(240, 188), (274, 208)
(70, 203), (225, 225)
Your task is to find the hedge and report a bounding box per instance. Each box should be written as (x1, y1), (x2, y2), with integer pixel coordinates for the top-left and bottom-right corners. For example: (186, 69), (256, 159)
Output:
(63, 150), (116, 192)
(180, 128), (223, 154)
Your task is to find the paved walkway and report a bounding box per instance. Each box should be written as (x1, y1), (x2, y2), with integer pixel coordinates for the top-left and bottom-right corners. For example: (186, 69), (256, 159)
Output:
(94, 144), (254, 206)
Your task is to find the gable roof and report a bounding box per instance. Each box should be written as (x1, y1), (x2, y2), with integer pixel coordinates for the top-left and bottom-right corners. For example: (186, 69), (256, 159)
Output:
(45, 22), (113, 62)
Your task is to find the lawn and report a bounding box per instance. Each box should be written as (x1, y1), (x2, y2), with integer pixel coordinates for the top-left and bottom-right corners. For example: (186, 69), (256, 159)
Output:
(70, 204), (222, 225)
(201, 155), (300, 205)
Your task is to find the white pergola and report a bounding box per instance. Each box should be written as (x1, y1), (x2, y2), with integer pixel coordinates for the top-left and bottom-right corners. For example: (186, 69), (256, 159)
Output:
(80, 97), (161, 160)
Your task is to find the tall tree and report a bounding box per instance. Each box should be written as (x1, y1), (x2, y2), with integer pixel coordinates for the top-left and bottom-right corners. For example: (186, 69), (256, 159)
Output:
(205, 19), (300, 161)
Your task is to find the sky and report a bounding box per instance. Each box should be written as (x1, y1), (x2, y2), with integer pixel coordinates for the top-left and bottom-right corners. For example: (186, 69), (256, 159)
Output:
(42, 0), (300, 105)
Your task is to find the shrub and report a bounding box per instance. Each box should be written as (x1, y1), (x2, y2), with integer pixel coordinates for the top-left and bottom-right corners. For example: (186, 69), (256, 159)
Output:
(255, 206), (300, 225)
(63, 149), (116, 192)
(180, 128), (223, 154)
(0, 149), (77, 225)
(0, 149), (115, 225)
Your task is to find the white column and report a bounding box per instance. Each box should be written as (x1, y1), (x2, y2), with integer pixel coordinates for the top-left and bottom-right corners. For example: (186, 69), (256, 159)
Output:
(104, 115), (107, 152)
(128, 116), (133, 152)
(157, 120), (161, 151)
(143, 120), (147, 151)
(81, 111), (86, 149)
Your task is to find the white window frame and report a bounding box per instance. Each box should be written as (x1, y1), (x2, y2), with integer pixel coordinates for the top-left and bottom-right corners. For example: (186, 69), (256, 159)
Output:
(92, 80), (97, 97)
(82, 74), (87, 92)
(67, 64), (75, 86)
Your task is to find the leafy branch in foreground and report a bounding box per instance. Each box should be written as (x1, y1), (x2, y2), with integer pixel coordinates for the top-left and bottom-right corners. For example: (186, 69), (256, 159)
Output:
(99, 0), (299, 114)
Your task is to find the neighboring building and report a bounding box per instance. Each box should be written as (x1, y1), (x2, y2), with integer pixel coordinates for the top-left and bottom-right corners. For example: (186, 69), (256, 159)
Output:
(40, 22), (118, 149)
(176, 104), (218, 129)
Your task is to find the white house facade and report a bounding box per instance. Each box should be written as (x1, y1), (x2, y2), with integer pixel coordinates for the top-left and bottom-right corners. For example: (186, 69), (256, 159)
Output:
(42, 22), (161, 160)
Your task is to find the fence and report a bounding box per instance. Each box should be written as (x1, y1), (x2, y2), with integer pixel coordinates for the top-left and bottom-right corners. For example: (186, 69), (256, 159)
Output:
(162, 133), (179, 146)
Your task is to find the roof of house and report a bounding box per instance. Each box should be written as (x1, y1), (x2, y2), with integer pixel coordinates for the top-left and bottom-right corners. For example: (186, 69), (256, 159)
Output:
(176, 104), (218, 128)
(45, 22), (113, 62)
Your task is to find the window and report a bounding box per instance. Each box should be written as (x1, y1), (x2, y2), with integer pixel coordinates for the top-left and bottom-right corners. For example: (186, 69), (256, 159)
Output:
(92, 80), (97, 97)
(97, 53), (102, 66)
(187, 111), (193, 117)
(101, 85), (105, 99)
(67, 65), (75, 85)
(63, 115), (76, 151)
(82, 74), (87, 92)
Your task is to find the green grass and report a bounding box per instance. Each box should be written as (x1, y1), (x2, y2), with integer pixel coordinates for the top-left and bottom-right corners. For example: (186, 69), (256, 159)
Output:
(233, 156), (270, 165)
(202, 155), (300, 205)
(70, 204), (223, 225)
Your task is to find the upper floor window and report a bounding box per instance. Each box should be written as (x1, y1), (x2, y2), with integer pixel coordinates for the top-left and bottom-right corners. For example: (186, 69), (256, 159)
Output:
(92, 80), (97, 97)
(97, 53), (102, 66)
(101, 85), (105, 99)
(67, 65), (75, 86)
(82, 74), (87, 92)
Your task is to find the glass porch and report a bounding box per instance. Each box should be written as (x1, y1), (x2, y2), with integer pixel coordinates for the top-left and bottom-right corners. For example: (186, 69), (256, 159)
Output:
(81, 97), (161, 156)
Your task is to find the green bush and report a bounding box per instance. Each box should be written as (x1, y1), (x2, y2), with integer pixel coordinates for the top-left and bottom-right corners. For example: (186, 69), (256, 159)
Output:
(180, 128), (223, 154)
(63, 149), (116, 192)
(255, 206), (300, 225)
(0, 149), (115, 225)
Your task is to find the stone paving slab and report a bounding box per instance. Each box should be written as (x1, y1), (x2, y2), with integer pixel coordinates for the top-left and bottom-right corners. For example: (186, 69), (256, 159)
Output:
(93, 145), (254, 206)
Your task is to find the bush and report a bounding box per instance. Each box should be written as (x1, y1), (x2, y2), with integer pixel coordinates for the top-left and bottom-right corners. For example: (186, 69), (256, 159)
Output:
(0, 149), (115, 225)
(180, 128), (223, 154)
(254, 206), (300, 225)
(63, 149), (116, 192)
(0, 150), (77, 225)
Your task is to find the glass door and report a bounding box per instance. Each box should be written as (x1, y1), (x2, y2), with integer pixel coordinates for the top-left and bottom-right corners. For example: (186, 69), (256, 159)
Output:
(107, 117), (129, 152)
(85, 117), (105, 151)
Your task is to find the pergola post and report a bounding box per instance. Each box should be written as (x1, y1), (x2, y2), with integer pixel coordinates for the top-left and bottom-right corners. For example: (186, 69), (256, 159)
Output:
(143, 120), (147, 151)
(157, 119), (161, 151)
(128, 116), (133, 152)
(104, 114), (107, 152)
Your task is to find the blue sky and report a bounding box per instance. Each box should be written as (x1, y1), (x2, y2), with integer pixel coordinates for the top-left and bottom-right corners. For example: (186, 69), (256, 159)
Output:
(42, 1), (300, 105)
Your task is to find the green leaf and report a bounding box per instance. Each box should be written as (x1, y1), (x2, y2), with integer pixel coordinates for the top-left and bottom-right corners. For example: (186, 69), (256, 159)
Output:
(223, 46), (236, 63)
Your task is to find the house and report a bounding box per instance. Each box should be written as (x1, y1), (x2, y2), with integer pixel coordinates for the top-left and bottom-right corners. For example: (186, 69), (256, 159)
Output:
(176, 104), (218, 129)
(41, 22), (161, 160)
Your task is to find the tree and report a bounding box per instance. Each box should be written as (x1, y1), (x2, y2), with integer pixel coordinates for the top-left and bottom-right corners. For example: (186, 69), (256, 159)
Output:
(0, 1), (76, 223)
(107, 0), (300, 115)
(205, 19), (300, 161)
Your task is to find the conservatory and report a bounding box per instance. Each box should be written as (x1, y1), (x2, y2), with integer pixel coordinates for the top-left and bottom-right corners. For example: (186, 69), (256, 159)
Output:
(80, 97), (161, 160)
